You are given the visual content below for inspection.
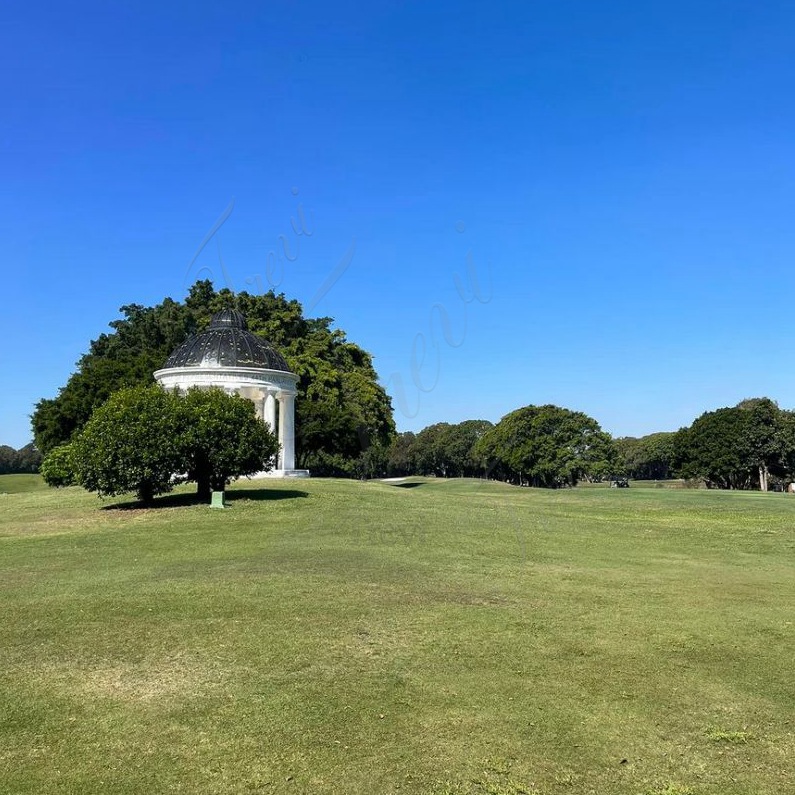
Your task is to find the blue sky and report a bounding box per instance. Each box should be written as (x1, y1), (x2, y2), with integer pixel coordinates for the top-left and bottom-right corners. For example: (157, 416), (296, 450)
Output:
(3, 0), (795, 449)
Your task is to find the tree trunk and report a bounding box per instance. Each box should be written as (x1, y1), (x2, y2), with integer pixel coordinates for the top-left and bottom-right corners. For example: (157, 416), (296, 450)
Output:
(138, 482), (154, 506)
(196, 473), (212, 501)
(759, 464), (769, 492)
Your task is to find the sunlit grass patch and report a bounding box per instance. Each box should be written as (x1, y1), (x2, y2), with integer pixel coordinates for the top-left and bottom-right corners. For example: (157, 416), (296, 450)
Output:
(704, 727), (754, 744)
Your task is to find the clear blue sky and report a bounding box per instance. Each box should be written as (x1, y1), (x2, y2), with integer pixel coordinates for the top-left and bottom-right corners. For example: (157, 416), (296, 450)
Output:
(3, 0), (795, 449)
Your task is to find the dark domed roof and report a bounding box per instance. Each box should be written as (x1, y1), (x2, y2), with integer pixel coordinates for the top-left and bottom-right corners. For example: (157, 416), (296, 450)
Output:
(162, 309), (291, 371)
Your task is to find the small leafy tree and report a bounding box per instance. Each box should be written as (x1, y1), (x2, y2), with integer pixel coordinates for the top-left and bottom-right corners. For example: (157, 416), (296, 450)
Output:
(39, 444), (77, 487)
(180, 388), (279, 498)
(72, 385), (185, 504)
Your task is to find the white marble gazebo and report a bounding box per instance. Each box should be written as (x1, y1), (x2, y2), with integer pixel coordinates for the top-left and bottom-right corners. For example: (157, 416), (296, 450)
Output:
(154, 308), (309, 478)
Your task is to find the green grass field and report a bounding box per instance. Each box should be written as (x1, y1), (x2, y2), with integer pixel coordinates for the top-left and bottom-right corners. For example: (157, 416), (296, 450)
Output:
(1, 475), (793, 794)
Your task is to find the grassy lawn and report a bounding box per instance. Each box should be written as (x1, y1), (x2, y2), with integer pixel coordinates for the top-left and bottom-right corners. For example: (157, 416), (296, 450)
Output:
(1, 477), (793, 794)
(0, 474), (50, 494)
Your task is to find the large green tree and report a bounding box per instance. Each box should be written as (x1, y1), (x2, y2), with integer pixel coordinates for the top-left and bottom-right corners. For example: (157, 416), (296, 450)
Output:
(737, 398), (784, 491)
(32, 281), (395, 472)
(673, 398), (795, 490)
(474, 404), (617, 488)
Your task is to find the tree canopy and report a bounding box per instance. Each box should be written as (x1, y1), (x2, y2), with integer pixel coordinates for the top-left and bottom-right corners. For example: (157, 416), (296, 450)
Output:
(473, 404), (617, 487)
(181, 387), (279, 498)
(614, 432), (676, 480)
(673, 397), (795, 490)
(32, 280), (395, 474)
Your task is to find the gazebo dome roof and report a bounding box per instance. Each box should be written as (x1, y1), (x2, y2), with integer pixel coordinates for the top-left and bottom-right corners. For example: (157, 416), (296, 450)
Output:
(162, 309), (292, 372)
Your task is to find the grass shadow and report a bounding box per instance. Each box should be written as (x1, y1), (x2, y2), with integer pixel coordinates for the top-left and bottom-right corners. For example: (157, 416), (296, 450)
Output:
(225, 488), (309, 502)
(103, 488), (309, 510)
(102, 492), (206, 511)
(387, 481), (425, 489)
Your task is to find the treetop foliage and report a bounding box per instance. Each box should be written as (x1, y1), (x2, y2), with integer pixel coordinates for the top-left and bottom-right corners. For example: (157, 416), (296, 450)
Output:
(473, 404), (617, 487)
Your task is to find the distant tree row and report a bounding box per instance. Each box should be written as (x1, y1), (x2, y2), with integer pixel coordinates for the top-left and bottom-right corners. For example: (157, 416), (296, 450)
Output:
(0, 443), (41, 474)
(385, 406), (618, 488)
(613, 397), (795, 491)
(385, 397), (795, 491)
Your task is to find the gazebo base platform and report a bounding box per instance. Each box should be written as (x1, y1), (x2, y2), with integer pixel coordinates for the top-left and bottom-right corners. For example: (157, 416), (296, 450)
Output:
(248, 469), (311, 479)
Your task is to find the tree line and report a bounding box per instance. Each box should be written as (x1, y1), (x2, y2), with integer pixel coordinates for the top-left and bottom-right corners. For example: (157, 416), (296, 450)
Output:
(377, 405), (617, 487)
(584, 397), (795, 491)
(20, 281), (795, 494)
(0, 443), (41, 475)
(376, 397), (795, 492)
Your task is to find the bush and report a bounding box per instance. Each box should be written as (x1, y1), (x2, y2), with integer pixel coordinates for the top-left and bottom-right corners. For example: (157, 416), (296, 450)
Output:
(40, 444), (77, 488)
(181, 387), (279, 498)
(72, 385), (185, 504)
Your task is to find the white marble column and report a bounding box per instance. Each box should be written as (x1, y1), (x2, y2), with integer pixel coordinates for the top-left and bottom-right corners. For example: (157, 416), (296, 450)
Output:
(277, 392), (295, 471)
(264, 391), (277, 434)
